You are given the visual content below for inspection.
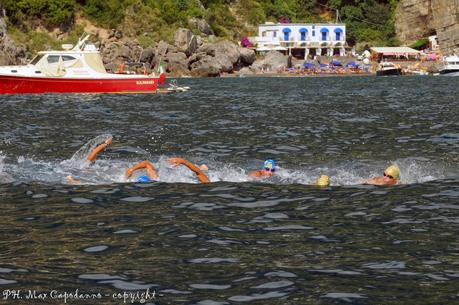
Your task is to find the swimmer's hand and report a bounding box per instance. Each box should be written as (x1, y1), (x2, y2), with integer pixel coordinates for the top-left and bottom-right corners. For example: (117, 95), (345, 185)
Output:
(125, 168), (134, 178)
(66, 175), (81, 185)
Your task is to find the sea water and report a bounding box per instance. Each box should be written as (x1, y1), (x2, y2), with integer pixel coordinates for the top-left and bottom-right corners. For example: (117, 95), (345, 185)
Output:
(0, 76), (458, 304)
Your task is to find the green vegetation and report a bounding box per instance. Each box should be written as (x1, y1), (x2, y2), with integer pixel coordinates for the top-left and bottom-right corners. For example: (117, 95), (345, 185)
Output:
(410, 38), (429, 50)
(3, 0), (401, 51)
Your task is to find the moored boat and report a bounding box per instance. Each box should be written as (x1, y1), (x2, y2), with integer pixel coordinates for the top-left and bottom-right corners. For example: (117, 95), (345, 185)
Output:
(376, 62), (402, 76)
(0, 35), (166, 94)
(439, 55), (459, 76)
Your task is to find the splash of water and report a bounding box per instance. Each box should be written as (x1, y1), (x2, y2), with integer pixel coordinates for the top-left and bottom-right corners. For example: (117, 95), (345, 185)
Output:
(0, 148), (454, 186)
(65, 134), (113, 168)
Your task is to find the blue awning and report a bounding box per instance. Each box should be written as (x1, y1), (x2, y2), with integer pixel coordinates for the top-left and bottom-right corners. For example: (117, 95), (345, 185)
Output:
(299, 28), (308, 33)
(334, 28), (343, 33)
(282, 28), (291, 33)
(320, 28), (329, 33)
(346, 61), (358, 67)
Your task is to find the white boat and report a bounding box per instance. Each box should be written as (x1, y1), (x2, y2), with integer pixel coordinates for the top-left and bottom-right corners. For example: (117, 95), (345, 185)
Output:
(439, 55), (459, 76)
(376, 62), (402, 76)
(0, 34), (165, 94)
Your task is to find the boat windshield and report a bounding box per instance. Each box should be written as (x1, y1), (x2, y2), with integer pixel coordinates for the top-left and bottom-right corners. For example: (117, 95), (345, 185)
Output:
(29, 55), (44, 65)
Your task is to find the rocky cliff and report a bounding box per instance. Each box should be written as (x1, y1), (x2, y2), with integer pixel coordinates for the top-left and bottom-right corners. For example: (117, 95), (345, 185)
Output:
(395, 0), (459, 54)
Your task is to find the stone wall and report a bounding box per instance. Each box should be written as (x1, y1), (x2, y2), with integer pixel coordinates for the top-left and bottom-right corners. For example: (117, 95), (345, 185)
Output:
(395, 0), (459, 55)
(431, 0), (459, 55)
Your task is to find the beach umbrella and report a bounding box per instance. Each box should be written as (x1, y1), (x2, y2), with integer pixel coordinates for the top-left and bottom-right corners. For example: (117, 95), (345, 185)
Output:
(303, 62), (316, 69)
(346, 61), (358, 68)
(331, 60), (342, 66)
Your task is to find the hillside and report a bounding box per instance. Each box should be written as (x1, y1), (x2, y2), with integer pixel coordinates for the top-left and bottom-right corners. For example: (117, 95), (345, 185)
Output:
(1, 0), (400, 54)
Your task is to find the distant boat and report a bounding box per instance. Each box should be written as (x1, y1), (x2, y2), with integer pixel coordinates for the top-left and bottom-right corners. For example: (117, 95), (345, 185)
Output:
(0, 34), (166, 94)
(376, 62), (402, 76)
(439, 55), (459, 76)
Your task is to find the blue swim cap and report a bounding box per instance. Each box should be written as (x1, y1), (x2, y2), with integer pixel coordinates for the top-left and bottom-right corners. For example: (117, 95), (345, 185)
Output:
(136, 175), (152, 183)
(263, 159), (276, 171)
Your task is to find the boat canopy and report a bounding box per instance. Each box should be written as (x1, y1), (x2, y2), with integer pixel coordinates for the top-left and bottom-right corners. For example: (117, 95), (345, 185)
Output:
(370, 47), (420, 56)
(84, 53), (106, 73)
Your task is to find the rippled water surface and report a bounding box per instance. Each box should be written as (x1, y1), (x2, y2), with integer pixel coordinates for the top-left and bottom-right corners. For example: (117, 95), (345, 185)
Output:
(0, 76), (459, 304)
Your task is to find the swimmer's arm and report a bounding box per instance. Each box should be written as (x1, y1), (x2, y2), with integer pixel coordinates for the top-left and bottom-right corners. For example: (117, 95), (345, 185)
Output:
(168, 158), (210, 183)
(87, 137), (113, 163)
(365, 176), (396, 186)
(125, 160), (158, 180)
(66, 175), (81, 185)
(249, 170), (264, 178)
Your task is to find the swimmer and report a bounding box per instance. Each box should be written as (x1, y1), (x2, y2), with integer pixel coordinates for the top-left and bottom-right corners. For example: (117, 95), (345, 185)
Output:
(249, 159), (276, 178)
(315, 175), (330, 187)
(365, 165), (400, 186)
(168, 157), (210, 183)
(125, 160), (159, 182)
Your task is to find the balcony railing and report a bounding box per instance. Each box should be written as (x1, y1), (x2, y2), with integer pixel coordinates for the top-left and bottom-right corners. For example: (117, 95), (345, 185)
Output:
(257, 36), (346, 49)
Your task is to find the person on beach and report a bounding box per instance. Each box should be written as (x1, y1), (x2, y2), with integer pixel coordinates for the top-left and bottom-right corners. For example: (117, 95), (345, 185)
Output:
(365, 165), (400, 186)
(249, 159), (277, 178)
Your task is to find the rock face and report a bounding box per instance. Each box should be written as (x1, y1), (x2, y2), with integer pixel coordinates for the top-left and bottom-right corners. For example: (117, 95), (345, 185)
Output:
(174, 28), (198, 56)
(250, 51), (289, 73)
(0, 10), (27, 65)
(188, 18), (213, 36)
(395, 0), (459, 54)
(0, 35), (26, 65)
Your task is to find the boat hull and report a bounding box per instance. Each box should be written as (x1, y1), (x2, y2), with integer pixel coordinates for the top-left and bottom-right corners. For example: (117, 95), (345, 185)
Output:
(0, 75), (160, 94)
(376, 68), (402, 76)
(439, 69), (459, 76)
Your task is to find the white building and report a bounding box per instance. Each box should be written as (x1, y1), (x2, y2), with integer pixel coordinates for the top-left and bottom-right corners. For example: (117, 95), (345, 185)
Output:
(255, 22), (347, 58)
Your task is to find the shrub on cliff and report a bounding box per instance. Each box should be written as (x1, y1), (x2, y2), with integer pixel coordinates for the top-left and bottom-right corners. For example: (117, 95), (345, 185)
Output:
(3, 0), (75, 29)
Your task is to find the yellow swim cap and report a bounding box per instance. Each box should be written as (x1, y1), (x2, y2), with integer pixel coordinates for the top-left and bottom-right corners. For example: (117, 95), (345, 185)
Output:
(315, 175), (330, 187)
(384, 165), (400, 180)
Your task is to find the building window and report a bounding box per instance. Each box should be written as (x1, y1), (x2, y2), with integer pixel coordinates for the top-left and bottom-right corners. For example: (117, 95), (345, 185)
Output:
(282, 28), (291, 41)
(320, 28), (329, 41)
(299, 28), (308, 41)
(334, 28), (343, 41)
(273, 31), (277, 38)
(312, 30), (315, 37)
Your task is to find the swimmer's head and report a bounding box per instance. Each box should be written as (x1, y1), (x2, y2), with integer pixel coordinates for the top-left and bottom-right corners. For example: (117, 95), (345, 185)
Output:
(384, 165), (400, 180)
(263, 159), (276, 172)
(315, 175), (330, 187)
(136, 175), (152, 183)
